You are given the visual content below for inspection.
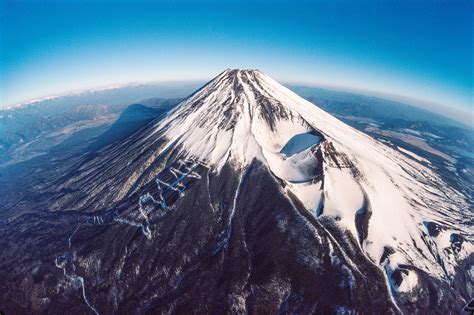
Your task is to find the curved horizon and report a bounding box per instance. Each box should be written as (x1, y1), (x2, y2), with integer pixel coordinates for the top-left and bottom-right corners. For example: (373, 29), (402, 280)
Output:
(3, 70), (471, 126)
(1, 0), (472, 125)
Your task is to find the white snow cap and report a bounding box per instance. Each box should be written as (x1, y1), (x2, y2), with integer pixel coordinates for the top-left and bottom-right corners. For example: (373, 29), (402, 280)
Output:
(153, 69), (472, 283)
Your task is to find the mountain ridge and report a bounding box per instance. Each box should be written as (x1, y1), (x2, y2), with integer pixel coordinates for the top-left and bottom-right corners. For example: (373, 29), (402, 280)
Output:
(0, 69), (471, 314)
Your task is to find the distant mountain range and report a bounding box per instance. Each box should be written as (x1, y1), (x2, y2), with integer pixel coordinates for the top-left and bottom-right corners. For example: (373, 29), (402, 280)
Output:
(289, 85), (468, 128)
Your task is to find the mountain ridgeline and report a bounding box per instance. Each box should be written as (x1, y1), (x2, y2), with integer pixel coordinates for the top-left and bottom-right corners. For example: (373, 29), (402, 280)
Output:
(0, 69), (472, 314)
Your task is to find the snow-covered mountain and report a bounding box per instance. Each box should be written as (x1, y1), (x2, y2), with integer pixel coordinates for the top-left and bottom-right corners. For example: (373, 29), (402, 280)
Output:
(1, 69), (472, 314)
(155, 68), (472, 280)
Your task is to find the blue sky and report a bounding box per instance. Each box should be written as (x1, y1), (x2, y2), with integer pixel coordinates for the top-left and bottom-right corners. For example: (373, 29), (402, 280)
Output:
(0, 0), (472, 122)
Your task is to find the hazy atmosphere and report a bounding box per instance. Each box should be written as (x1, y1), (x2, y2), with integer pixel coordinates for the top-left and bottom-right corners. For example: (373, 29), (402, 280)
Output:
(1, 0), (472, 124)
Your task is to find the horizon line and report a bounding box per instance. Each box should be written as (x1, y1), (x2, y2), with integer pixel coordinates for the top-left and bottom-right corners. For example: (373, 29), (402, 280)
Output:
(2, 76), (472, 128)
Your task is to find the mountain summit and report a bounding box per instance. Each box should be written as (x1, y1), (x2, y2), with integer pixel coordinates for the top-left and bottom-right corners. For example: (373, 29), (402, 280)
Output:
(1, 69), (472, 313)
(154, 67), (470, 281)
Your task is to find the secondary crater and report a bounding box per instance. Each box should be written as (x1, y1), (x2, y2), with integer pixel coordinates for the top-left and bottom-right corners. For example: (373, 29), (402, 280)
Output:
(280, 132), (320, 157)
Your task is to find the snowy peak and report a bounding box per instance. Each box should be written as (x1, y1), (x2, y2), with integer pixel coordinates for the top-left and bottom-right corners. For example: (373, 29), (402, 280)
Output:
(2, 69), (472, 314)
(156, 68), (321, 167)
(149, 69), (471, 286)
(21, 69), (470, 313)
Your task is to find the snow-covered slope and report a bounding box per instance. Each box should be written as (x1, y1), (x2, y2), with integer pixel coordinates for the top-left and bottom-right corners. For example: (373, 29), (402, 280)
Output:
(154, 69), (471, 287)
(2, 69), (471, 314)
